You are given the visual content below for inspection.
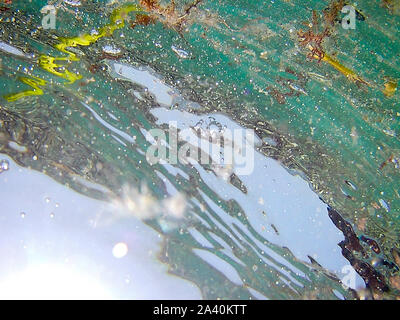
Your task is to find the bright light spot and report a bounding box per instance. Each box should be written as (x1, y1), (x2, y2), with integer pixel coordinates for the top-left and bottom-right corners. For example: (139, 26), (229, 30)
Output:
(0, 264), (112, 299)
(112, 242), (128, 258)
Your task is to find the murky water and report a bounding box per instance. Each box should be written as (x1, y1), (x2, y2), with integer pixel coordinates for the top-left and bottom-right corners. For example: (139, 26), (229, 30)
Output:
(0, 0), (399, 299)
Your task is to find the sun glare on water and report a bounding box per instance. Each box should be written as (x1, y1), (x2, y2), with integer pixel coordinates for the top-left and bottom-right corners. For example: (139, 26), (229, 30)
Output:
(0, 264), (112, 299)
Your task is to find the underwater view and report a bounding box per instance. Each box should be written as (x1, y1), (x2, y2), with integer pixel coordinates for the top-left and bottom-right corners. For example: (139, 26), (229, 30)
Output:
(0, 0), (399, 300)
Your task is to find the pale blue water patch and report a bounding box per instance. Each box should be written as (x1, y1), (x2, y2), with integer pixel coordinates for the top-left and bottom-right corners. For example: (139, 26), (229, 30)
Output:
(0, 154), (201, 299)
(150, 106), (365, 290)
(0, 41), (32, 58)
(107, 61), (175, 106)
(192, 248), (244, 285)
(81, 102), (136, 144)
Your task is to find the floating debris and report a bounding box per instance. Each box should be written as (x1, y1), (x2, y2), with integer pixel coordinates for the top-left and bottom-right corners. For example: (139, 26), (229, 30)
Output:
(108, 184), (186, 221)
(163, 192), (186, 219)
(344, 180), (357, 191)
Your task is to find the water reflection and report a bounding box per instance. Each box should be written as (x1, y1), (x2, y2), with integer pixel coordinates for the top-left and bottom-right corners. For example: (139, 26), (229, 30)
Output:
(0, 57), (363, 299)
(0, 0), (397, 299)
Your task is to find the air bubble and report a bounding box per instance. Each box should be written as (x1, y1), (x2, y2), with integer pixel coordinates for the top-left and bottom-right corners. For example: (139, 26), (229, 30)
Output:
(64, 0), (82, 6)
(171, 45), (190, 59)
(102, 44), (121, 55)
(0, 159), (9, 173)
(379, 199), (390, 212)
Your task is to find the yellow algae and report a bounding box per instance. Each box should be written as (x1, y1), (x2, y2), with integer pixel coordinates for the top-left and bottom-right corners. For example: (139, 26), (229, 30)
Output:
(40, 3), (141, 80)
(383, 79), (397, 97)
(38, 55), (83, 83)
(6, 3), (142, 101)
(311, 49), (370, 86)
(383, 0), (400, 15)
(53, 4), (141, 60)
(4, 76), (47, 102)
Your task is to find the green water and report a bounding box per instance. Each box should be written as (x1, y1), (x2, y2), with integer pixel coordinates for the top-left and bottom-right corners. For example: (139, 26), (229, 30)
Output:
(0, 0), (399, 299)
